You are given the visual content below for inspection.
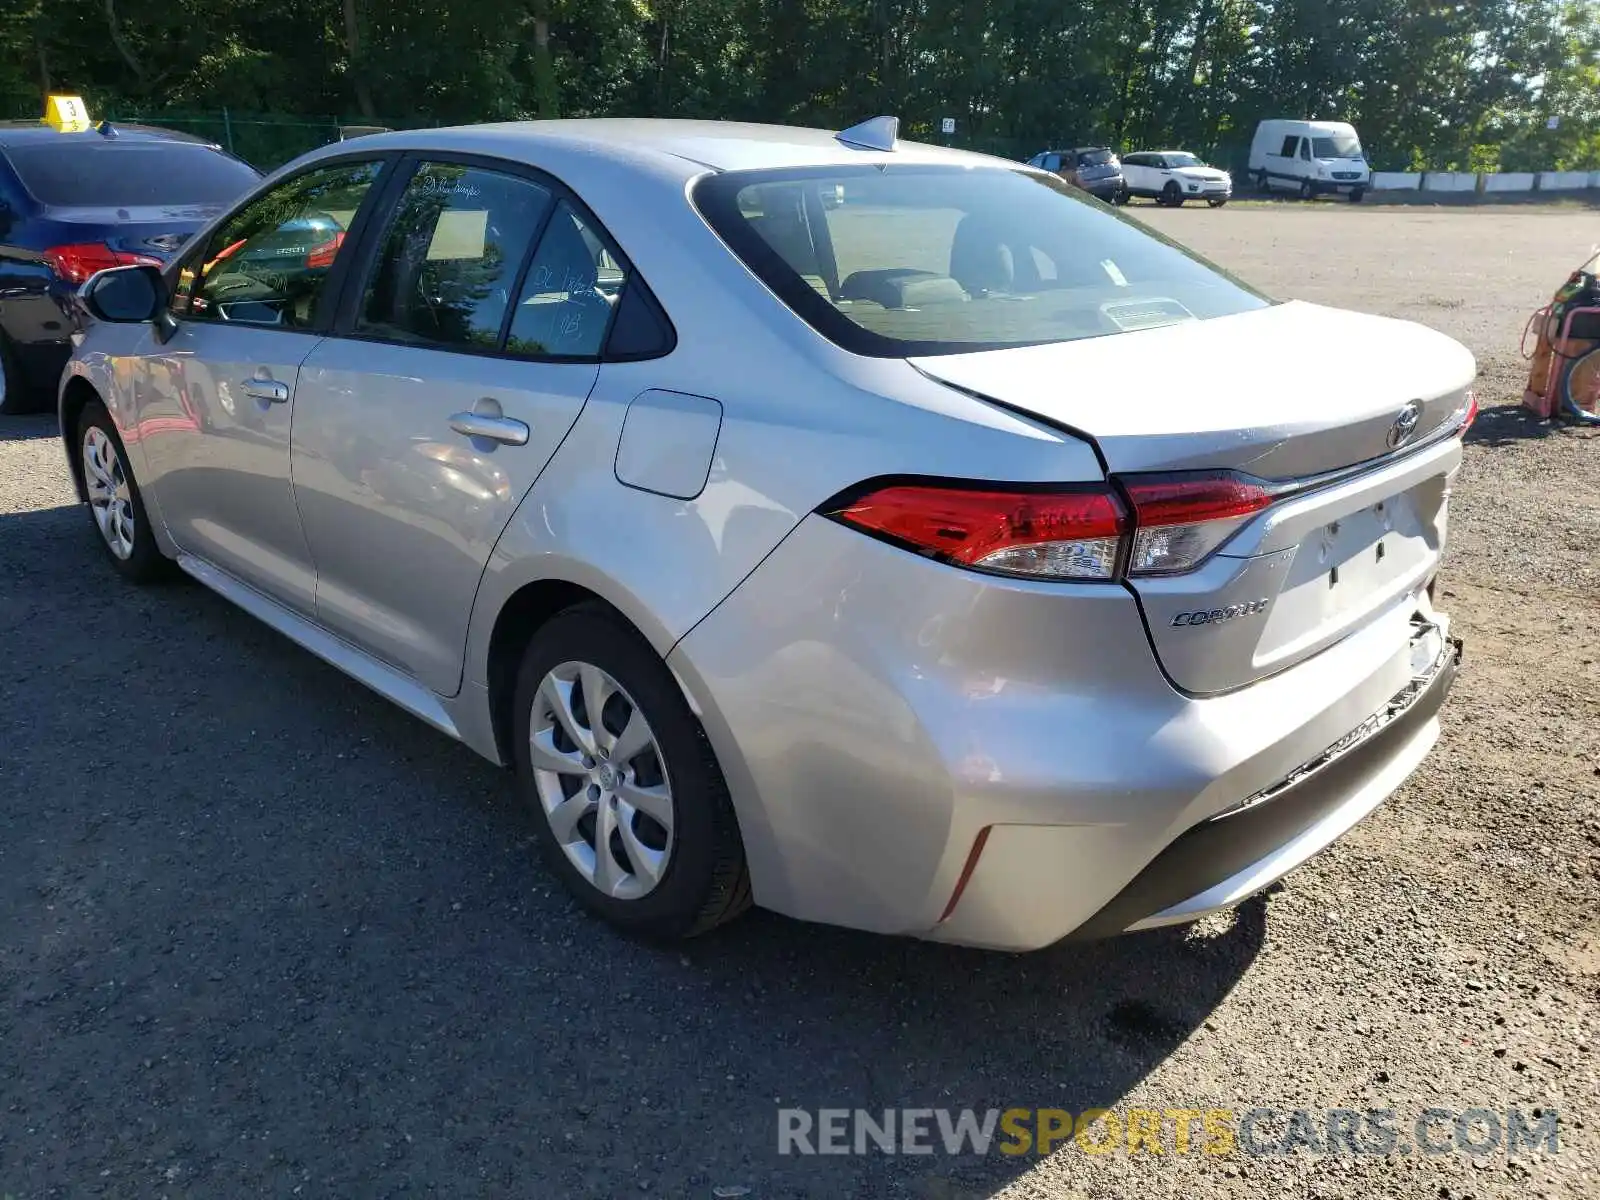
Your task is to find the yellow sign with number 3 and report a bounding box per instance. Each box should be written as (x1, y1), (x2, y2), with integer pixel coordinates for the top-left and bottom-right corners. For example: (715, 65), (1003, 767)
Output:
(42, 94), (91, 133)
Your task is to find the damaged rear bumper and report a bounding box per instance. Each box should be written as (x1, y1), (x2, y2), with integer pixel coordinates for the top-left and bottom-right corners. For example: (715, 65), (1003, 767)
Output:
(1072, 624), (1462, 938)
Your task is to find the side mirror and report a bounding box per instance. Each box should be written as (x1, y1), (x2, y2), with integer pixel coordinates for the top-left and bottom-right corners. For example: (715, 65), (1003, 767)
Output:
(80, 264), (164, 323)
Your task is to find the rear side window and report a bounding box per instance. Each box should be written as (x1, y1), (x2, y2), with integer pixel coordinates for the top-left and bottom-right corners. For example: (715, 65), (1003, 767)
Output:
(504, 200), (624, 359)
(3, 141), (259, 207)
(1279, 136), (1299, 157)
(695, 165), (1269, 357)
(357, 162), (554, 351)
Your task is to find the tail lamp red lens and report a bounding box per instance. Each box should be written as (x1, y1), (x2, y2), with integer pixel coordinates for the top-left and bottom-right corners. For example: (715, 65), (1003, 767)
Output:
(827, 471), (1276, 582)
(306, 231), (346, 269)
(829, 484), (1129, 580)
(45, 243), (163, 285)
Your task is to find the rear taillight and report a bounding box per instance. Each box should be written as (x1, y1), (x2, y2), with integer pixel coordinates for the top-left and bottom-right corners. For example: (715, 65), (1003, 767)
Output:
(1458, 390), (1478, 434)
(306, 231), (345, 269)
(44, 243), (163, 285)
(1120, 472), (1276, 576)
(826, 470), (1277, 583)
(828, 483), (1128, 580)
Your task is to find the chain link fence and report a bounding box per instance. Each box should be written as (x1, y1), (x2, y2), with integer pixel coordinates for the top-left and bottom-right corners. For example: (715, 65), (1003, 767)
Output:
(16, 107), (1257, 175)
(90, 110), (437, 170)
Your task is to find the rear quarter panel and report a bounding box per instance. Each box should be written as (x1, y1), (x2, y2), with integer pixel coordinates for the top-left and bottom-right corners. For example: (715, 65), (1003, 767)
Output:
(461, 348), (1106, 690)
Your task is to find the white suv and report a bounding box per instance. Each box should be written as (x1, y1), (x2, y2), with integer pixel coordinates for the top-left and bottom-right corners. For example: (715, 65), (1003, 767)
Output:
(1121, 151), (1232, 207)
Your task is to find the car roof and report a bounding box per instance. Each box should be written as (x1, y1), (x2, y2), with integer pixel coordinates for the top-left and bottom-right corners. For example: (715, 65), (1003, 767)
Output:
(0, 121), (216, 149)
(317, 119), (993, 179)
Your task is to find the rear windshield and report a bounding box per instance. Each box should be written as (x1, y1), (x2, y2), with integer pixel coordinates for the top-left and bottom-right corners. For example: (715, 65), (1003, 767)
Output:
(1077, 150), (1116, 167)
(694, 165), (1269, 357)
(4, 141), (260, 207)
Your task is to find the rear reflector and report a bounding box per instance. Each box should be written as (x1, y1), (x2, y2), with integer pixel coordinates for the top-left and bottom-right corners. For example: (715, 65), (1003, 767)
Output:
(828, 484), (1128, 580)
(939, 826), (992, 922)
(45, 242), (163, 285)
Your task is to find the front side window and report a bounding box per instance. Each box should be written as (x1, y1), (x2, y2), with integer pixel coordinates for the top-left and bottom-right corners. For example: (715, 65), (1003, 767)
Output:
(694, 165), (1269, 357)
(1300, 140), (1313, 161)
(357, 162), (554, 351)
(174, 160), (382, 328)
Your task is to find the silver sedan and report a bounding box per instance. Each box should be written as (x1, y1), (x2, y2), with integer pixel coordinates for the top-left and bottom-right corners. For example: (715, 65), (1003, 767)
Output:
(60, 117), (1474, 950)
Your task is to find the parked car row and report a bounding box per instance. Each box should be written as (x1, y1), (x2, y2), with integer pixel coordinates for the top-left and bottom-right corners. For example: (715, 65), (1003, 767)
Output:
(1025, 119), (1373, 208)
(1026, 145), (1234, 208)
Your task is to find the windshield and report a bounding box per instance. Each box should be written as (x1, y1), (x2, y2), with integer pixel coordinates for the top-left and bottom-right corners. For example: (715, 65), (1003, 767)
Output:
(1165, 153), (1205, 168)
(694, 165), (1270, 357)
(1076, 150), (1115, 167)
(5, 141), (259, 207)
(1311, 135), (1363, 160)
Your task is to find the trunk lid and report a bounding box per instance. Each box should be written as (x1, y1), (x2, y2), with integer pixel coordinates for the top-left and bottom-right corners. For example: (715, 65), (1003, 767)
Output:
(911, 301), (1475, 693)
(42, 204), (222, 260)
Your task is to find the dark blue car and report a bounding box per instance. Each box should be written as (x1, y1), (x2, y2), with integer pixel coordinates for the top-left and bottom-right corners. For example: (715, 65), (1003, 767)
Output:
(0, 121), (261, 414)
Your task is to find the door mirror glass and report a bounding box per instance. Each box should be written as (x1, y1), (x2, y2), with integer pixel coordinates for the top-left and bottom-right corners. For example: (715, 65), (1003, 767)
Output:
(81, 264), (163, 322)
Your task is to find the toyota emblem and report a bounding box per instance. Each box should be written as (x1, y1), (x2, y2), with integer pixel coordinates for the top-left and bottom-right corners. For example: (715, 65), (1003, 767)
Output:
(1387, 401), (1423, 449)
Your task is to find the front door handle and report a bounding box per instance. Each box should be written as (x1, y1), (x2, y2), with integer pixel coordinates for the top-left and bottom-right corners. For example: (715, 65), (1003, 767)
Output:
(448, 410), (530, 446)
(241, 378), (289, 403)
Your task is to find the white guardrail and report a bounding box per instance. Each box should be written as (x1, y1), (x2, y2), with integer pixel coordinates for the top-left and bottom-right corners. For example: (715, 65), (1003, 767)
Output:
(1369, 169), (1600, 195)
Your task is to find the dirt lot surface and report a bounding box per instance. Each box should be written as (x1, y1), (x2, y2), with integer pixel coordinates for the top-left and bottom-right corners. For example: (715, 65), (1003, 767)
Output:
(2, 205), (1598, 1199)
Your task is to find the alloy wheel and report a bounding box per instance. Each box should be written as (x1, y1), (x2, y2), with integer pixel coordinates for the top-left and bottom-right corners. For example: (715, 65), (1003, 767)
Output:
(82, 426), (135, 560)
(529, 660), (675, 900)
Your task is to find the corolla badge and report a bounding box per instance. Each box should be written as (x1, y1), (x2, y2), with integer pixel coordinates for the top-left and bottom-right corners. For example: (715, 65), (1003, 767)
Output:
(1171, 598), (1269, 627)
(1387, 400), (1423, 449)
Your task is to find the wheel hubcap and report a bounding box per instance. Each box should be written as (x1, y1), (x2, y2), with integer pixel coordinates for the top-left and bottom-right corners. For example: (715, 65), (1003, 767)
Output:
(82, 426), (135, 560)
(529, 661), (674, 900)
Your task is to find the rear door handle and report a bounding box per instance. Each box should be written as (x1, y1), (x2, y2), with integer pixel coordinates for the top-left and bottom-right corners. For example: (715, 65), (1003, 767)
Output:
(449, 411), (530, 446)
(241, 379), (289, 403)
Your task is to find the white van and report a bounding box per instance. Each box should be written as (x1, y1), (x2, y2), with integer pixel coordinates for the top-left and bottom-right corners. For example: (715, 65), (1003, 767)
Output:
(1248, 120), (1370, 201)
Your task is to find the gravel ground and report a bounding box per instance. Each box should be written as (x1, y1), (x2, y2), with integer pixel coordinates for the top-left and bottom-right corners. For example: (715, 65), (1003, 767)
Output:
(2, 205), (1598, 1199)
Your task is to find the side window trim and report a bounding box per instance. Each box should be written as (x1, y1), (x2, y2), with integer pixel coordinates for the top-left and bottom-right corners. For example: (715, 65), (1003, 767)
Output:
(329, 148), (675, 364)
(166, 152), (401, 335)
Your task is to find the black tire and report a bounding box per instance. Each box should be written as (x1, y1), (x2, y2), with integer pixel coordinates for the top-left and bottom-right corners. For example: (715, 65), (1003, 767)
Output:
(1161, 181), (1185, 207)
(1208, 197), (1228, 208)
(511, 604), (750, 940)
(1299, 180), (1315, 201)
(77, 400), (173, 583)
(1255, 170), (1270, 194)
(1349, 188), (1365, 204)
(1111, 188), (1129, 206)
(0, 333), (43, 416)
